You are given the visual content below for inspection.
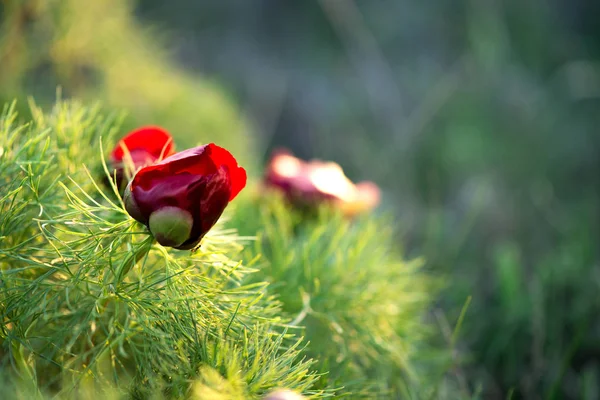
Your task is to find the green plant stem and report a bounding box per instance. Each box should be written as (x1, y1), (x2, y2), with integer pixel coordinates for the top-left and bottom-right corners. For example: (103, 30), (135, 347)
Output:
(112, 235), (154, 287)
(11, 341), (43, 399)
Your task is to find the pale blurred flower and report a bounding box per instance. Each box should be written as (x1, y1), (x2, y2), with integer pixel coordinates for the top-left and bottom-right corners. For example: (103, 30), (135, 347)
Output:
(263, 389), (305, 400)
(265, 149), (380, 216)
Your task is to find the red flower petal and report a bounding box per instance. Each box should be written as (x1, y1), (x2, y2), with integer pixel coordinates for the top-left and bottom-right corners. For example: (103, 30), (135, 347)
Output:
(111, 126), (174, 162)
(206, 144), (247, 201)
(137, 144), (246, 201)
(126, 143), (246, 249)
(135, 146), (217, 187)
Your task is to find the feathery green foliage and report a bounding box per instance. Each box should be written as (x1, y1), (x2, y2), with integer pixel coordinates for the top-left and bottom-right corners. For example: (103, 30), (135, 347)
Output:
(0, 101), (326, 399)
(232, 195), (446, 399)
(0, 1), (458, 398)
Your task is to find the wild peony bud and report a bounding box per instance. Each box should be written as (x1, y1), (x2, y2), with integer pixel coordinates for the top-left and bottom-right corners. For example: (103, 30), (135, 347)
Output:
(110, 126), (175, 190)
(123, 143), (246, 249)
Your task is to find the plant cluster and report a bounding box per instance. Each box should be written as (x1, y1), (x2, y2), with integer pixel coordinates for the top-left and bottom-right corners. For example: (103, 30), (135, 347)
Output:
(0, 101), (451, 399)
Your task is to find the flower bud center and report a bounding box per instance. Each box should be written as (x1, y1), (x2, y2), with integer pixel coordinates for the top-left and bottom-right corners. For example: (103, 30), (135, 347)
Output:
(148, 206), (193, 248)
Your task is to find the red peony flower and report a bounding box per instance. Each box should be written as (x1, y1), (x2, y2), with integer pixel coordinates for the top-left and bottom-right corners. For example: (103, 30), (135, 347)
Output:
(110, 126), (175, 189)
(123, 143), (247, 249)
(264, 149), (380, 216)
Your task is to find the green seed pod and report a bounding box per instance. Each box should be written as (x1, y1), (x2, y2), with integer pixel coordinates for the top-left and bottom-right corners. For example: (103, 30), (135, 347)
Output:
(148, 206), (194, 247)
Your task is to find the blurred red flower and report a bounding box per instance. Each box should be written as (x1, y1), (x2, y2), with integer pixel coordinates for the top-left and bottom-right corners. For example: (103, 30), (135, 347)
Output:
(124, 143), (246, 249)
(264, 149), (380, 216)
(110, 126), (175, 189)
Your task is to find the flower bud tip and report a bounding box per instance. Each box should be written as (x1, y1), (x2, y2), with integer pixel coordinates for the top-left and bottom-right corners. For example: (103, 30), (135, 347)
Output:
(124, 182), (144, 222)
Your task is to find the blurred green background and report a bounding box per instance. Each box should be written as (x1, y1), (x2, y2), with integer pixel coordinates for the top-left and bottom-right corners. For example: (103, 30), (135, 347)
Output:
(1, 0), (599, 398)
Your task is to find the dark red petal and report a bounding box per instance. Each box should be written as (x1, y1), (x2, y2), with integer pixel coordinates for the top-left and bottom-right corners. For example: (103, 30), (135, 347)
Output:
(178, 168), (232, 249)
(155, 146), (206, 166)
(130, 169), (232, 248)
(138, 144), (246, 201)
(111, 126), (174, 162)
(130, 173), (202, 223)
(135, 145), (217, 185)
(206, 144), (247, 201)
(126, 143), (246, 248)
